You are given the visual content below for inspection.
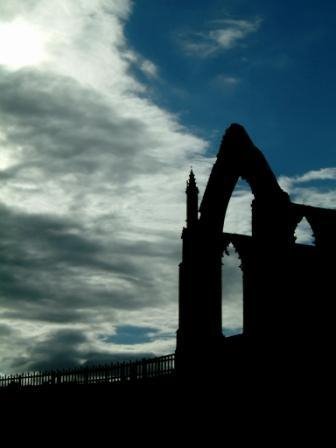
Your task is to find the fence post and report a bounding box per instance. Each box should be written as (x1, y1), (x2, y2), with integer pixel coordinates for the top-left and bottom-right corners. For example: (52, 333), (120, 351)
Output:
(120, 362), (126, 382)
(84, 368), (88, 385)
(130, 362), (137, 382)
(142, 359), (147, 380)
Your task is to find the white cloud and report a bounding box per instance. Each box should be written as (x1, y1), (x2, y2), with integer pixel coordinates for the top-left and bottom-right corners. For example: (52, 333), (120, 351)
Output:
(211, 74), (240, 93)
(222, 245), (243, 334)
(279, 167), (336, 208)
(224, 179), (253, 235)
(294, 217), (314, 245)
(140, 59), (159, 78)
(210, 19), (261, 49)
(279, 167), (336, 190)
(218, 76), (239, 85)
(181, 17), (262, 57)
(294, 167), (336, 183)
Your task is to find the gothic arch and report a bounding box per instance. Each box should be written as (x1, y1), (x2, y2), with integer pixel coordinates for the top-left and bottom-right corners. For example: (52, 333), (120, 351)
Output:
(199, 124), (289, 235)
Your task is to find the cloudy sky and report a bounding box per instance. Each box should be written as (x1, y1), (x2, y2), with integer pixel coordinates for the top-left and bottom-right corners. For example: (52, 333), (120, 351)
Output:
(0, 0), (335, 374)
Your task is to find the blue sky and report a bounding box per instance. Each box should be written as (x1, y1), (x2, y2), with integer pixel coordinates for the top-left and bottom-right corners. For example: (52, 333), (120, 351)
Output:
(126, 0), (336, 175)
(0, 0), (335, 374)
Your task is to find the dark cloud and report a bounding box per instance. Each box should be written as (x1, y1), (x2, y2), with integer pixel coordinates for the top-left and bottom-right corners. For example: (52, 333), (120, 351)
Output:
(0, 202), (176, 326)
(0, 323), (14, 336)
(0, 67), (168, 183)
(8, 328), (156, 372)
(10, 328), (88, 371)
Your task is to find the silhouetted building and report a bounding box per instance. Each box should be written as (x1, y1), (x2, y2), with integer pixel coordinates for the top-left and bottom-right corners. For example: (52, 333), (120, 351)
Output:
(176, 124), (335, 382)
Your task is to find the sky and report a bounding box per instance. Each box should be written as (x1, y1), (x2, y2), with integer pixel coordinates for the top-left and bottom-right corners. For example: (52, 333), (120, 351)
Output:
(0, 0), (335, 374)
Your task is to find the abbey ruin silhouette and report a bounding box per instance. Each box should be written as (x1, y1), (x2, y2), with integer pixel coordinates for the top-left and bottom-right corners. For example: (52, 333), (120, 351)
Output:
(1, 123), (335, 395)
(176, 123), (335, 383)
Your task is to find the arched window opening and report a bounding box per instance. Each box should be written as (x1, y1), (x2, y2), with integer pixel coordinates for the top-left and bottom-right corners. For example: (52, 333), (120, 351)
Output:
(294, 216), (315, 245)
(223, 178), (253, 236)
(222, 243), (243, 336)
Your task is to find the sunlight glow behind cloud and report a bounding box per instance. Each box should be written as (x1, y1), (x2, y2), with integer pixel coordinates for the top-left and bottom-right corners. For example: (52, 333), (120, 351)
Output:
(0, 20), (47, 69)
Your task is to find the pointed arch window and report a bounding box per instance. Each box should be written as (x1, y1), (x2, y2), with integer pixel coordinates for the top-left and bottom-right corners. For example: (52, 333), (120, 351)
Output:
(223, 178), (253, 236)
(294, 216), (315, 245)
(222, 243), (243, 336)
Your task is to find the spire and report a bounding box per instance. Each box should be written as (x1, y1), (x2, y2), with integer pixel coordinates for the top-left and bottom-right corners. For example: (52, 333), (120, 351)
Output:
(186, 169), (199, 194)
(186, 169), (199, 227)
